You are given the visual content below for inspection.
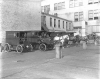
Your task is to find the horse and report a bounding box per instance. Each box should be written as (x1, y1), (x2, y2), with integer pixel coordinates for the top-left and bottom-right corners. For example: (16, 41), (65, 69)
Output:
(68, 34), (82, 46)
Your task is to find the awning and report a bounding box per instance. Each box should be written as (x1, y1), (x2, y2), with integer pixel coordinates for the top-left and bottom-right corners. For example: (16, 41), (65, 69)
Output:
(41, 25), (49, 32)
(54, 30), (76, 35)
(65, 30), (76, 33)
(41, 24), (55, 32)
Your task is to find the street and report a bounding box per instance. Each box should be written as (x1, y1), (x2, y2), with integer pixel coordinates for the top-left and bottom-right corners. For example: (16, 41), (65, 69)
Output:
(0, 43), (100, 79)
(1, 49), (55, 78)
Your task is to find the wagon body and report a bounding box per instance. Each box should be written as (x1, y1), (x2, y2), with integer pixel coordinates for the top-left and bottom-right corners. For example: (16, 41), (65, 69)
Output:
(4, 31), (33, 52)
(4, 31), (55, 52)
(6, 31), (20, 50)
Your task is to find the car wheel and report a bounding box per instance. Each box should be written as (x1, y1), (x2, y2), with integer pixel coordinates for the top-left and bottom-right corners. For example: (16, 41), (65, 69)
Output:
(39, 43), (46, 51)
(16, 45), (23, 53)
(4, 43), (11, 52)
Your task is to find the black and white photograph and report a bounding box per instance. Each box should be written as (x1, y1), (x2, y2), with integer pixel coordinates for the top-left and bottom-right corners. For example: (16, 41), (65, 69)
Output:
(0, 0), (100, 79)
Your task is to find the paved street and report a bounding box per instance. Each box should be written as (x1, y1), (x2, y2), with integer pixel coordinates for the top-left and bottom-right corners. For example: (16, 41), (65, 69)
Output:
(0, 43), (100, 79)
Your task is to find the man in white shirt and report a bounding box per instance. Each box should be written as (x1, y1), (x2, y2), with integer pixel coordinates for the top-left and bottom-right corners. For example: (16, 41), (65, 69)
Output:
(54, 34), (61, 44)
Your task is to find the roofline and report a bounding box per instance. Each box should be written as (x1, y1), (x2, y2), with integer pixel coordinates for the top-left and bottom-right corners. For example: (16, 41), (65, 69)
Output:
(41, 12), (72, 22)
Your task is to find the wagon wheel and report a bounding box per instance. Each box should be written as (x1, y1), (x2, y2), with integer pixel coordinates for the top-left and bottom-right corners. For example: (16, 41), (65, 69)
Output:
(39, 43), (47, 51)
(4, 43), (11, 52)
(30, 44), (33, 52)
(16, 45), (23, 53)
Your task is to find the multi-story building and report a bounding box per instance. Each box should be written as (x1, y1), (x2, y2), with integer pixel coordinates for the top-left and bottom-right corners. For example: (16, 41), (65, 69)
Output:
(41, 0), (100, 36)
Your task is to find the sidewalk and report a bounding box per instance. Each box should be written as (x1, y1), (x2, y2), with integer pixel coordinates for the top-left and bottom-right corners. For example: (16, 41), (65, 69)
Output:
(2, 44), (100, 79)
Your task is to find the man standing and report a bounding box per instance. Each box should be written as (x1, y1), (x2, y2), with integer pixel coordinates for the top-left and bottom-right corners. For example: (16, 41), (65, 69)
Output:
(54, 34), (61, 44)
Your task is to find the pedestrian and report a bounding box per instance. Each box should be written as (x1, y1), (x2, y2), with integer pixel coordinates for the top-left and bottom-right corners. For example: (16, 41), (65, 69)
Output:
(54, 34), (60, 44)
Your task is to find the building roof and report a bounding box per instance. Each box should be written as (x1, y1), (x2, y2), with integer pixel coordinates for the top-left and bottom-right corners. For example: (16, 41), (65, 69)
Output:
(41, 12), (72, 22)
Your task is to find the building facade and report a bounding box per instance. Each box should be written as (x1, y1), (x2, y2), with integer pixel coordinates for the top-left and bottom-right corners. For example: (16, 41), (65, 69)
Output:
(41, 0), (100, 36)
(41, 12), (73, 32)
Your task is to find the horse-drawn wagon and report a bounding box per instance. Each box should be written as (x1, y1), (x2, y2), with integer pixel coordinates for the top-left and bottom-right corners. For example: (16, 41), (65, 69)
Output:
(3, 31), (55, 53)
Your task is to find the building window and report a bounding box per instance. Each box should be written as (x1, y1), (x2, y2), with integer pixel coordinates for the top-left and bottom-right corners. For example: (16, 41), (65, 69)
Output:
(94, 0), (99, 3)
(74, 12), (79, 21)
(44, 5), (50, 13)
(79, 11), (83, 21)
(88, 0), (99, 4)
(54, 2), (65, 10)
(58, 2), (62, 10)
(88, 9), (99, 20)
(50, 18), (52, 26)
(88, 10), (93, 20)
(69, 0), (83, 8)
(54, 19), (56, 27)
(62, 2), (65, 9)
(74, 11), (83, 21)
(94, 9), (98, 20)
(54, 3), (58, 10)
(63, 21), (64, 28)
(88, 0), (93, 4)
(74, 0), (79, 7)
(58, 20), (60, 28)
(69, 0), (74, 8)
(66, 22), (68, 30)
(79, 0), (83, 6)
